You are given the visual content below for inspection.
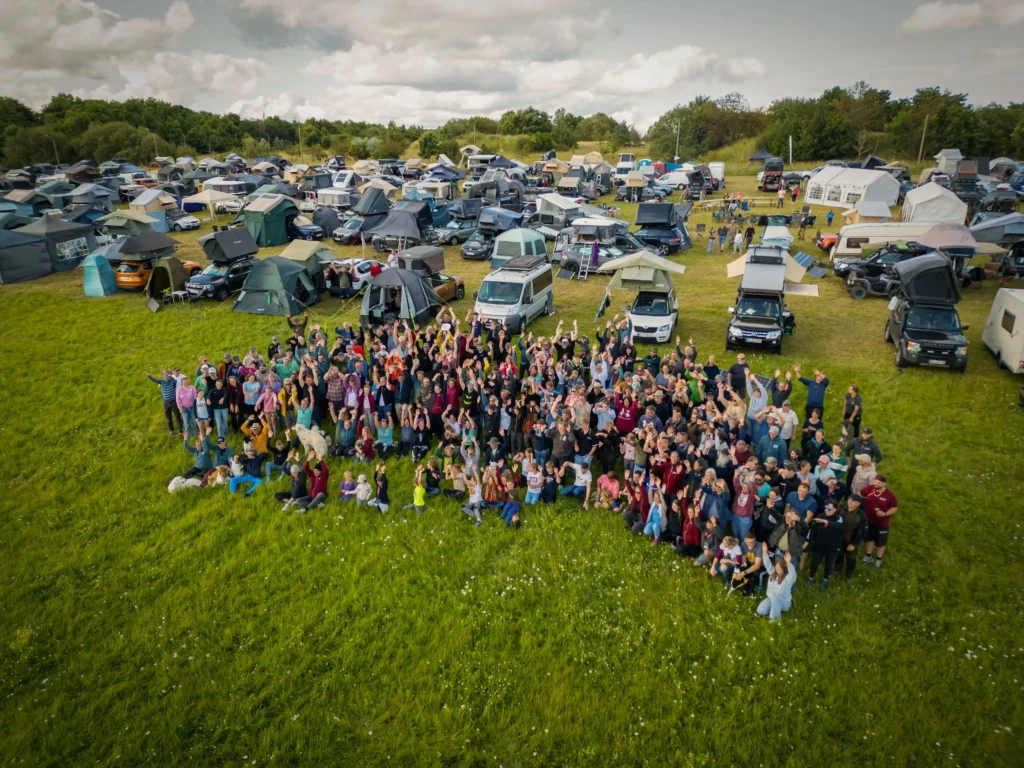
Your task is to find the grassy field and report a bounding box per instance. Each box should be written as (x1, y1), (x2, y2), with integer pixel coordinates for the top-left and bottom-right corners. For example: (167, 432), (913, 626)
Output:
(1, 177), (1023, 766)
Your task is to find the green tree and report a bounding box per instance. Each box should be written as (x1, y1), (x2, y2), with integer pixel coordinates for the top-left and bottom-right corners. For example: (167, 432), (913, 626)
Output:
(498, 107), (552, 135)
(417, 130), (440, 159)
(3, 126), (74, 168)
(0, 97), (37, 157)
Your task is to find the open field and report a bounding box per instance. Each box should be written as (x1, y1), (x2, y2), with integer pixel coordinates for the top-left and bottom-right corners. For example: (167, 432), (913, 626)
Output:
(1, 177), (1023, 766)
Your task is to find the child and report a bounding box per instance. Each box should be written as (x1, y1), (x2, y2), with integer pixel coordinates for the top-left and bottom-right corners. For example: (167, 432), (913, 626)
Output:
(443, 464), (467, 501)
(711, 535), (743, 585)
(354, 474), (372, 505)
(195, 391), (210, 435)
(358, 427), (375, 463)
(524, 462), (543, 504)
(368, 463), (390, 513)
(622, 434), (637, 475)
(424, 457), (442, 498)
(675, 501), (703, 558)
(643, 476), (664, 545)
(397, 414), (414, 457)
(461, 475), (483, 525)
(403, 466), (427, 515)
(336, 410), (357, 456)
(500, 470), (521, 527)
(339, 470), (356, 502)
(541, 460), (559, 504)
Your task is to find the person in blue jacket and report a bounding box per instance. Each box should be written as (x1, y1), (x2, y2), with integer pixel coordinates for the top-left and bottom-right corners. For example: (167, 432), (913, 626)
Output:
(793, 363), (830, 420)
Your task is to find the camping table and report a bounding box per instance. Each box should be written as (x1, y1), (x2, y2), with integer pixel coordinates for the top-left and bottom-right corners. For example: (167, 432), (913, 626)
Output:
(171, 290), (190, 305)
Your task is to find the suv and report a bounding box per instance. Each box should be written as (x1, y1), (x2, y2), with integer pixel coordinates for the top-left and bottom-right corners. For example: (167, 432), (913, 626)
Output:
(472, 254), (555, 333)
(885, 254), (968, 371)
(426, 219), (476, 245)
(287, 215), (324, 241)
(186, 259), (256, 301)
(634, 225), (687, 254)
(726, 247), (796, 353)
(834, 243), (929, 293)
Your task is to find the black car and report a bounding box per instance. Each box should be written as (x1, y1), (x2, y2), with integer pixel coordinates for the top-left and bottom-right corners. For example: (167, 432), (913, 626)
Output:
(460, 230), (495, 260)
(833, 243), (928, 279)
(186, 258), (256, 301)
(287, 215), (324, 241)
(634, 225), (688, 254)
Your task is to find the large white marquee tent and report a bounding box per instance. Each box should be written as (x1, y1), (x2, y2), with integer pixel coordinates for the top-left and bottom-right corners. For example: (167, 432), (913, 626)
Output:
(802, 167), (900, 209)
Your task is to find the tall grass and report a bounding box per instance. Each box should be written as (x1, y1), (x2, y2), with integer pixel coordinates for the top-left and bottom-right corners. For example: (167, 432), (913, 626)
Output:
(0, 178), (1022, 766)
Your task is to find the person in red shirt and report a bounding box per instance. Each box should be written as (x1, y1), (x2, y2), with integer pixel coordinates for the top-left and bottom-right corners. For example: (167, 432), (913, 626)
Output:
(294, 453), (329, 512)
(622, 469), (650, 533)
(861, 475), (898, 567)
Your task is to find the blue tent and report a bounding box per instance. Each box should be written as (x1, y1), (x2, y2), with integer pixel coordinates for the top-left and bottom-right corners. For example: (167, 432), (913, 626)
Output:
(83, 252), (119, 296)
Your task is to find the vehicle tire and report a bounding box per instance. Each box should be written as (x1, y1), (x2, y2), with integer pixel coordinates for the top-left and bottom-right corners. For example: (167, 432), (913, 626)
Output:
(173, 223), (182, 232)
(215, 287), (228, 302)
(884, 321), (893, 343)
(658, 245), (669, 256)
(849, 285), (868, 300)
(455, 285), (464, 300)
(448, 236), (458, 245)
(895, 344), (909, 368)
(305, 234), (313, 241)
(677, 184), (686, 190)
(725, 340), (734, 352)
(953, 362), (967, 374)
(997, 352), (1007, 370)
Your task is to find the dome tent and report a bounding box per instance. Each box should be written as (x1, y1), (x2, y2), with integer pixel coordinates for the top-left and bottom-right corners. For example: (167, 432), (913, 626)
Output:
(144, 256), (189, 299)
(233, 256), (318, 316)
(83, 253), (119, 297)
(359, 268), (441, 328)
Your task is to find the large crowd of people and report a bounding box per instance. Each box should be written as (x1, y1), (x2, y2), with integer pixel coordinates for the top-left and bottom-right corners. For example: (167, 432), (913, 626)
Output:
(149, 308), (898, 622)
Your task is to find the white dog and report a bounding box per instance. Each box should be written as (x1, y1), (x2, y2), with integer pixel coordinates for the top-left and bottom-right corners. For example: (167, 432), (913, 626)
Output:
(292, 423), (330, 457)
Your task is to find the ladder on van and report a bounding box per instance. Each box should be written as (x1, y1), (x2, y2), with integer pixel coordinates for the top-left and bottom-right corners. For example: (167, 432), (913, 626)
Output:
(577, 255), (591, 281)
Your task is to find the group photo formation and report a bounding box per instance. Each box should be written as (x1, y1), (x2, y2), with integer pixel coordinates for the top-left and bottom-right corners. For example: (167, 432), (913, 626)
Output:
(1, 1), (1022, 765)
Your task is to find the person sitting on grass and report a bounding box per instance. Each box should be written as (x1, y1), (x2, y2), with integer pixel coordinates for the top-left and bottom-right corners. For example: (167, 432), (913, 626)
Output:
(230, 447), (264, 497)
(181, 433), (213, 481)
(500, 470), (521, 527)
(339, 470), (356, 502)
(403, 466), (427, 515)
(461, 475), (483, 526)
(558, 461), (593, 508)
(354, 474), (372, 505)
(276, 464), (308, 512)
(368, 463), (390, 513)
(757, 545), (796, 621)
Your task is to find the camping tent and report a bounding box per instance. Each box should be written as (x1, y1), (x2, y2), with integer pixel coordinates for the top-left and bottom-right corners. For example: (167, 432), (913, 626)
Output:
(358, 178), (397, 197)
(144, 256), (189, 298)
(19, 213), (96, 272)
(97, 209), (158, 237)
(280, 240), (334, 292)
(366, 209), (422, 241)
(238, 194), (299, 247)
(37, 180), (77, 209)
(862, 155), (887, 170)
(352, 187), (390, 216)
(3, 189), (52, 217)
(198, 228), (259, 262)
(312, 206), (341, 235)
(893, 253), (960, 304)
(0, 229), (51, 284)
(351, 159), (379, 174)
(233, 256), (318, 316)
(602, 249), (686, 292)
(119, 231), (180, 259)
(915, 224), (977, 251)
(68, 185), (116, 213)
(749, 149), (774, 163)
(970, 212), (1024, 244)
(802, 168), (899, 209)
(491, 228), (547, 268)
(761, 225), (794, 250)
(934, 149), (963, 175)
(841, 200), (893, 224)
(359, 268), (440, 327)
(128, 189), (179, 232)
(901, 183), (968, 224)
(82, 253), (119, 296)
(0, 212), (33, 231)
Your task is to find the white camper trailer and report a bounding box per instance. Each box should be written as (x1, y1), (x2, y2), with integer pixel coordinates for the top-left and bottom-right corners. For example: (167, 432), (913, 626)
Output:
(982, 288), (1024, 373)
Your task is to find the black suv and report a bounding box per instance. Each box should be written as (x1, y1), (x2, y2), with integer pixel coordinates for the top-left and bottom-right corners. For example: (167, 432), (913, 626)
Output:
(633, 225), (688, 254)
(186, 259), (256, 301)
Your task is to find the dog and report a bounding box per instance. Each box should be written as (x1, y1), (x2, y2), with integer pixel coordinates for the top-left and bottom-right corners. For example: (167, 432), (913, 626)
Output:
(292, 423), (331, 458)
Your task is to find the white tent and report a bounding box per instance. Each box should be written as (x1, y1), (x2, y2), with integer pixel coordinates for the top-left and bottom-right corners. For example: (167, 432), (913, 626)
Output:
(934, 149), (963, 175)
(803, 168), (900, 209)
(900, 182), (968, 224)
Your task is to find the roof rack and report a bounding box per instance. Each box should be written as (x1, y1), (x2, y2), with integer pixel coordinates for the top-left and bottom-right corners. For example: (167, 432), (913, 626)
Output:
(500, 254), (548, 271)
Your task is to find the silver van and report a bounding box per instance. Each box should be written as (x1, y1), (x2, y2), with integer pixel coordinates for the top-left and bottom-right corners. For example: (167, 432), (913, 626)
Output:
(472, 255), (555, 333)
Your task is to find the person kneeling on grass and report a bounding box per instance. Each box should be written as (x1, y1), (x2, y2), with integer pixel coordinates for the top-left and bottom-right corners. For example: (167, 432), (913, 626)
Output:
(368, 463), (390, 513)
(558, 461), (593, 508)
(229, 447), (264, 497)
(403, 466), (428, 515)
(757, 544), (797, 621)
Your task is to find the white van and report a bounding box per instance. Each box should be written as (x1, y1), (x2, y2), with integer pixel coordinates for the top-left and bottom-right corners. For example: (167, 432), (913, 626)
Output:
(472, 254), (554, 333)
(982, 288), (1024, 373)
(830, 223), (935, 261)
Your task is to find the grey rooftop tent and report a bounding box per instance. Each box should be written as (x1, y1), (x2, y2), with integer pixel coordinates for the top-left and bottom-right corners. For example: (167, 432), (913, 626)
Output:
(970, 212), (1024, 244)
(359, 267), (441, 328)
(366, 209), (423, 240)
(352, 187), (390, 216)
(19, 213), (96, 272)
(233, 256), (318, 316)
(119, 231), (180, 259)
(198, 228), (259, 262)
(748, 149), (774, 162)
(893, 253), (961, 304)
(0, 228), (51, 284)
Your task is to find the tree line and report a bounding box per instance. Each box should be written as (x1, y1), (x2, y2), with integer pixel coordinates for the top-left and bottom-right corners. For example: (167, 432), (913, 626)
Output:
(1, 84), (1022, 169)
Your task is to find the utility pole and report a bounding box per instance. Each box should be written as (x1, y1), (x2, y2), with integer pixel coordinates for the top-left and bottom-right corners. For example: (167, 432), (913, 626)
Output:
(51, 136), (60, 166)
(917, 115), (930, 164)
(672, 122), (680, 162)
(299, 125), (304, 164)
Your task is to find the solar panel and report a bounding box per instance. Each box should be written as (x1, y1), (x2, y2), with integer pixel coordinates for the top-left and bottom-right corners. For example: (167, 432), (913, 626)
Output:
(792, 251), (816, 268)
(806, 267), (827, 279)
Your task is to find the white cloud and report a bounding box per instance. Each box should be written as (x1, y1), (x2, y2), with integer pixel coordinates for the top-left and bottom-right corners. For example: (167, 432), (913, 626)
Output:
(86, 52), (269, 104)
(229, 93), (326, 122)
(900, 0), (1024, 32)
(0, 0), (195, 105)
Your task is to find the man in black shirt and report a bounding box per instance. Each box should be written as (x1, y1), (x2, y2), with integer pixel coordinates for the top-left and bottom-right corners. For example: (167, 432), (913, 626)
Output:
(574, 422), (596, 468)
(728, 353), (748, 399)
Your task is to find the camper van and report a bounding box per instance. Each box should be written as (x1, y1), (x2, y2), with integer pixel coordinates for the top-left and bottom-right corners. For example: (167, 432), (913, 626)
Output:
(982, 288), (1024, 373)
(829, 223), (935, 261)
(472, 254), (554, 333)
(614, 153), (637, 182)
(466, 155), (496, 180)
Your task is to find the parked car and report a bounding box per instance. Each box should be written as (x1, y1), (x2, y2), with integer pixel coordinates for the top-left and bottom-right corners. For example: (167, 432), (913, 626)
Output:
(425, 272), (466, 302)
(215, 198), (244, 214)
(554, 243), (632, 273)
(166, 208), (201, 232)
(426, 219), (476, 245)
(114, 258), (200, 291)
(615, 185), (669, 203)
(633, 225), (687, 254)
(460, 230), (495, 260)
(288, 215), (324, 241)
(186, 258), (256, 301)
(332, 215), (386, 245)
(833, 243), (929, 280)
(372, 232), (425, 252)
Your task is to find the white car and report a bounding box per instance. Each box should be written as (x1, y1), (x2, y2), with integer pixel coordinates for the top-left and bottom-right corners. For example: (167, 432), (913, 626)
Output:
(215, 198), (244, 214)
(166, 209), (201, 232)
(298, 197), (318, 213)
(330, 258), (378, 293)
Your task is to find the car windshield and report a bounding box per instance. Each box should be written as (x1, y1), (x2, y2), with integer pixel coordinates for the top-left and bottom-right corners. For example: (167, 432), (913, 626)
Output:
(477, 280), (522, 305)
(342, 218), (361, 230)
(906, 307), (960, 331)
(116, 263), (139, 273)
(736, 297), (781, 319)
(443, 221), (461, 230)
(468, 231), (490, 243)
(631, 295), (670, 316)
(202, 264), (228, 277)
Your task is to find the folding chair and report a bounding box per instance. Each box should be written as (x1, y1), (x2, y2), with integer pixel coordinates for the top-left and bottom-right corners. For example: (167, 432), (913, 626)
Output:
(695, 223), (706, 239)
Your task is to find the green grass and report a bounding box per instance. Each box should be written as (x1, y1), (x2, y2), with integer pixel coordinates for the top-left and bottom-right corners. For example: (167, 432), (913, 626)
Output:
(1, 178), (1023, 766)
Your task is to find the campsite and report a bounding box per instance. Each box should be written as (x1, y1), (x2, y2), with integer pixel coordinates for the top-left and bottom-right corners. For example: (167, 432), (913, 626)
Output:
(2, 12), (1024, 765)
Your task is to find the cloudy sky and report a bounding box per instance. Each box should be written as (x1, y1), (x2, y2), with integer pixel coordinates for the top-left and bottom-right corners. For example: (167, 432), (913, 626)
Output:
(2, 0), (1022, 130)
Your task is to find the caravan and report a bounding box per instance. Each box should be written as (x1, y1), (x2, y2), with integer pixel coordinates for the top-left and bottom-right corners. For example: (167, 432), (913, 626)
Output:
(828, 222), (936, 261)
(982, 288), (1024, 373)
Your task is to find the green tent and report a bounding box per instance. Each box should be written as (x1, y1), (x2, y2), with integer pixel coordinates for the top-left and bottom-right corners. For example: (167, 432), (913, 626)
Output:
(83, 253), (119, 297)
(237, 193), (298, 247)
(279, 239), (334, 292)
(19, 213), (97, 272)
(145, 256), (189, 299)
(232, 256), (318, 316)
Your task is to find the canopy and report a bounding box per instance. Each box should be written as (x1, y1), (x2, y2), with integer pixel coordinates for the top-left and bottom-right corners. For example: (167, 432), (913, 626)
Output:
(0, 229), (51, 284)
(359, 267), (441, 327)
(233, 256), (318, 316)
(19, 213), (96, 271)
(901, 183), (968, 224)
(489, 156), (516, 169)
(82, 253), (118, 297)
(145, 256), (189, 298)
(367, 209), (422, 239)
(970, 212), (1024, 244)
(915, 224), (977, 251)
(748, 149), (774, 162)
(199, 228), (259, 262)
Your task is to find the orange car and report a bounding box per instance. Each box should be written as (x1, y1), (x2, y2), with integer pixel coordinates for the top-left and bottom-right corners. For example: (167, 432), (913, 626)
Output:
(114, 259), (200, 291)
(815, 232), (838, 253)
(136, 177), (160, 188)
